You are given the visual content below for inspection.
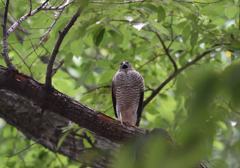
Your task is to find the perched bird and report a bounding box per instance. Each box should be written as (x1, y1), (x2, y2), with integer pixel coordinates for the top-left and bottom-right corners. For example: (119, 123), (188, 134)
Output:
(112, 61), (145, 126)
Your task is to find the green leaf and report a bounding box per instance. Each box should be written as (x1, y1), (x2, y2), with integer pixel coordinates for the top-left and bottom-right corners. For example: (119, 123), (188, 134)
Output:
(190, 32), (198, 47)
(170, 2), (195, 14)
(71, 39), (84, 57)
(140, 4), (159, 14)
(148, 19), (170, 36)
(182, 25), (191, 43)
(94, 28), (105, 46)
(57, 131), (71, 151)
(83, 130), (95, 148)
(158, 5), (166, 21)
(108, 30), (123, 44)
(107, 24), (122, 36)
(225, 6), (237, 20)
(213, 18), (225, 26)
(75, 71), (90, 89)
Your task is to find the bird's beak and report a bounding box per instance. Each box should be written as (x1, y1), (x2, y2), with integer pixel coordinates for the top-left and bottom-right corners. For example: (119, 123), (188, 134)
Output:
(122, 62), (128, 69)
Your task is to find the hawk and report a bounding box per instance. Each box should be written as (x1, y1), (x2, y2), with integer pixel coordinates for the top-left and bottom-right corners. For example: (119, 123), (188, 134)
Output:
(112, 61), (145, 126)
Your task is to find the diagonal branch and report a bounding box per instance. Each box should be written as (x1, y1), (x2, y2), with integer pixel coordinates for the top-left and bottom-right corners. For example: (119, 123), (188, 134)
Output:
(154, 31), (178, 72)
(45, 8), (81, 89)
(18, 8), (64, 65)
(7, 0), (49, 36)
(1, 0), (17, 71)
(0, 65), (148, 143)
(42, 0), (74, 10)
(0, 90), (116, 167)
(143, 43), (229, 107)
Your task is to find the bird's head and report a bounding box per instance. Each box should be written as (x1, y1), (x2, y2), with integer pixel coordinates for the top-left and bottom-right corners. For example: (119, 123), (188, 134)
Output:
(119, 61), (133, 72)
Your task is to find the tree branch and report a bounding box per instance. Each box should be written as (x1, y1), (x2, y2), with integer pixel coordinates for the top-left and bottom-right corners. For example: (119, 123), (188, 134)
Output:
(154, 31), (178, 72)
(19, 8), (64, 65)
(27, 0), (32, 16)
(45, 8), (81, 89)
(143, 43), (228, 107)
(7, 0), (49, 36)
(42, 0), (74, 10)
(0, 90), (117, 167)
(0, 65), (148, 142)
(1, 0), (17, 71)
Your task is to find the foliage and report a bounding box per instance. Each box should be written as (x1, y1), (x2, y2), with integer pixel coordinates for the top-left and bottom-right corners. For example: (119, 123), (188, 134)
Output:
(1, 0), (240, 167)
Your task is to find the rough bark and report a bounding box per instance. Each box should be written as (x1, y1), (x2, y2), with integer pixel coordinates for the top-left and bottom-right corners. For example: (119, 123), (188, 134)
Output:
(0, 66), (148, 143)
(0, 89), (118, 167)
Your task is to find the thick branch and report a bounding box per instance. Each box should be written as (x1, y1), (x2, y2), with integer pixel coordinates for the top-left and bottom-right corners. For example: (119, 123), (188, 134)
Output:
(2, 0), (17, 71)
(0, 90), (117, 167)
(143, 43), (227, 107)
(0, 66), (148, 143)
(45, 8), (81, 88)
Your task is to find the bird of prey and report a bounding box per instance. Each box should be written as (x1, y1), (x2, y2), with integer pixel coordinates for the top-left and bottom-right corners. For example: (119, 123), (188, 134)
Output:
(112, 61), (145, 126)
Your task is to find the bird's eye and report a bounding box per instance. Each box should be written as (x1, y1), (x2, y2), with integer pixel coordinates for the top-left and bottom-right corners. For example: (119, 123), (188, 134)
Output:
(126, 62), (129, 64)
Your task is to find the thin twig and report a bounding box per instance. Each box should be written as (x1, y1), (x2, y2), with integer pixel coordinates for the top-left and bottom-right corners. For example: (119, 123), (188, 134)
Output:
(42, 0), (74, 10)
(8, 36), (43, 44)
(145, 86), (154, 92)
(83, 85), (111, 95)
(7, 0), (49, 36)
(170, 11), (174, 42)
(167, 36), (179, 50)
(52, 60), (64, 77)
(83, 132), (96, 148)
(28, 0), (32, 16)
(137, 53), (165, 71)
(45, 8), (81, 88)
(143, 43), (229, 107)
(2, 0), (17, 71)
(18, 8), (64, 64)
(154, 31), (178, 72)
(217, 96), (240, 115)
(8, 43), (33, 76)
(7, 129), (54, 157)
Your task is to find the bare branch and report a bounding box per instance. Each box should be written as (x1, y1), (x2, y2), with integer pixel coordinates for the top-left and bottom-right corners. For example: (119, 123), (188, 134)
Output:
(143, 43), (229, 107)
(83, 85), (111, 95)
(0, 66), (148, 143)
(45, 8), (81, 88)
(217, 96), (240, 116)
(1, 0), (17, 71)
(7, 129), (54, 157)
(42, 0), (74, 10)
(154, 31), (178, 72)
(28, 0), (32, 16)
(137, 53), (165, 71)
(7, 0), (49, 36)
(18, 8), (64, 65)
(52, 60), (64, 77)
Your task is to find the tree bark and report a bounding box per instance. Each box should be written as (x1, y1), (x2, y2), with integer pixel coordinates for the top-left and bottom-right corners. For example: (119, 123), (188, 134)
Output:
(0, 66), (148, 143)
(0, 89), (118, 167)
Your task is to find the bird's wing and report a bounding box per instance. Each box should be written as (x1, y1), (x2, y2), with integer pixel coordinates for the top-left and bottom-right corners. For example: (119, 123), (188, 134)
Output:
(135, 90), (144, 127)
(111, 80), (118, 118)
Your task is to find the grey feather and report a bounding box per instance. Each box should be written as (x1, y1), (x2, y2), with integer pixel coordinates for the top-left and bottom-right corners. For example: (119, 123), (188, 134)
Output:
(112, 61), (145, 126)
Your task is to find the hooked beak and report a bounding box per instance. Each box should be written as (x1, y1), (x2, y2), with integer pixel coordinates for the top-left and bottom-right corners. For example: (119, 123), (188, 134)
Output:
(122, 62), (128, 69)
